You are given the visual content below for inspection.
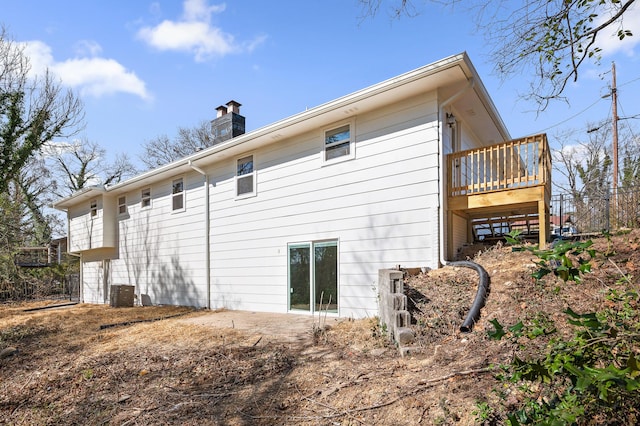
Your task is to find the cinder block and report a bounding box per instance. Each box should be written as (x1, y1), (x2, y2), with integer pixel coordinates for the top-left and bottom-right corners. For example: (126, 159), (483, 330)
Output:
(395, 310), (410, 328)
(390, 278), (400, 293)
(395, 326), (415, 345)
(390, 294), (406, 311)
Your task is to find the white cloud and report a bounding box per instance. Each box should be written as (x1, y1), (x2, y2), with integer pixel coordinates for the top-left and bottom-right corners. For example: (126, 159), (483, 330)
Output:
(21, 40), (151, 101)
(138, 20), (235, 60)
(74, 40), (103, 57)
(596, 3), (640, 57)
(22, 40), (54, 76)
(182, 0), (226, 21)
(137, 0), (265, 62)
(53, 58), (151, 100)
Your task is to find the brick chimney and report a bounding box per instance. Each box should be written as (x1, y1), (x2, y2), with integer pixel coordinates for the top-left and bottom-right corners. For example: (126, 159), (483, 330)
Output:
(211, 100), (245, 145)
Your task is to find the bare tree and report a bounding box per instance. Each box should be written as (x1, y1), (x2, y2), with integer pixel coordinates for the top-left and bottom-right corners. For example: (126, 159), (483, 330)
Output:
(15, 156), (59, 244)
(48, 138), (138, 197)
(0, 27), (84, 193)
(139, 120), (213, 169)
(553, 124), (612, 198)
(359, 0), (636, 109)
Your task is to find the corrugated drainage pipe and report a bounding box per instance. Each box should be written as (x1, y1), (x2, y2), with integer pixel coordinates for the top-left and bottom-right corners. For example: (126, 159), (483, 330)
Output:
(449, 260), (490, 333)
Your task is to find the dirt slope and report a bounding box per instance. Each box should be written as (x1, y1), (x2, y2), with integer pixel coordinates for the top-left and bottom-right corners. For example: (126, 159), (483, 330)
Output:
(1, 230), (639, 425)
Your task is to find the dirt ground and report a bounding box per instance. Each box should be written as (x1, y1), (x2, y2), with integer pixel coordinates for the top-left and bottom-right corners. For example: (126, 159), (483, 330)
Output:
(1, 230), (639, 425)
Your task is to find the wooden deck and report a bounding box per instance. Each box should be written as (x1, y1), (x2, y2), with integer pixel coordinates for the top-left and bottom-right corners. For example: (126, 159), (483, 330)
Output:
(14, 246), (60, 268)
(447, 134), (551, 250)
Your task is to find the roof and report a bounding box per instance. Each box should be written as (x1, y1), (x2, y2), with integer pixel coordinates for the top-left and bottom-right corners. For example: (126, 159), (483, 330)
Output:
(54, 52), (509, 210)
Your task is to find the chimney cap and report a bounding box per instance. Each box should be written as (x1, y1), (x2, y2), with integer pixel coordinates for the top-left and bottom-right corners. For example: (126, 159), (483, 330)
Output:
(215, 105), (228, 118)
(225, 100), (241, 115)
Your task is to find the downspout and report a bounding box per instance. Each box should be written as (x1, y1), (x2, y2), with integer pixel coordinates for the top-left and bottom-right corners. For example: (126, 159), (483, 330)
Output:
(437, 77), (474, 266)
(188, 160), (211, 310)
(437, 78), (490, 332)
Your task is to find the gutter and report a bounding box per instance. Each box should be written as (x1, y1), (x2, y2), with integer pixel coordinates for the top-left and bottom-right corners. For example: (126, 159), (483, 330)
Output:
(188, 160), (211, 310)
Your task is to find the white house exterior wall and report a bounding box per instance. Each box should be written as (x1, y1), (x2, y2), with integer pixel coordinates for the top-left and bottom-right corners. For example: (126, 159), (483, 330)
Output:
(56, 54), (512, 318)
(68, 201), (103, 251)
(81, 260), (107, 304)
(68, 196), (118, 251)
(206, 94), (440, 317)
(109, 173), (210, 307)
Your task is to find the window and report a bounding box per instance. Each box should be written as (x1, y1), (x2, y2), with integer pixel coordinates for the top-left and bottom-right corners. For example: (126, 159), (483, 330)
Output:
(236, 154), (255, 197)
(118, 196), (127, 215)
(141, 188), (151, 208)
(324, 123), (354, 162)
(90, 199), (97, 217)
(172, 178), (184, 211)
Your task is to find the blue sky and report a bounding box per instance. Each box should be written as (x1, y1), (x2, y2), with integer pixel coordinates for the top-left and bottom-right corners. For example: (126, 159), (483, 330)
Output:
(3, 0), (640, 169)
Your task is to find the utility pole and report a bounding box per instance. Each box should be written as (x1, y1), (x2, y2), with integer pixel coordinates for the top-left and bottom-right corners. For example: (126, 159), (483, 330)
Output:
(611, 61), (619, 229)
(611, 62), (619, 195)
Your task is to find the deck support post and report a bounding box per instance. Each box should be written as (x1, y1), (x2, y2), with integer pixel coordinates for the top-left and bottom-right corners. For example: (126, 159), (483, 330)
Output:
(538, 199), (548, 249)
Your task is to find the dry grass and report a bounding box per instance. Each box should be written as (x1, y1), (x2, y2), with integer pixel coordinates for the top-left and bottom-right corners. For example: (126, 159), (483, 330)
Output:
(1, 230), (639, 424)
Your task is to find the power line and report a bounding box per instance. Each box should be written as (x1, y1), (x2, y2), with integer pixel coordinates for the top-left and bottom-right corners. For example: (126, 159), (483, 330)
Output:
(528, 74), (639, 135)
(535, 97), (604, 134)
(619, 76), (640, 88)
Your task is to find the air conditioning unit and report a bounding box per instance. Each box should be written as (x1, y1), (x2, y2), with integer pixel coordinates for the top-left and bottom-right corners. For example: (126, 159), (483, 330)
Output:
(110, 285), (135, 307)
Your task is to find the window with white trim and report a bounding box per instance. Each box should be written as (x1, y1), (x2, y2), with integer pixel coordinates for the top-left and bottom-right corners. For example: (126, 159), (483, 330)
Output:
(90, 199), (97, 217)
(324, 122), (354, 162)
(118, 196), (127, 215)
(172, 178), (184, 211)
(141, 188), (151, 208)
(236, 154), (255, 197)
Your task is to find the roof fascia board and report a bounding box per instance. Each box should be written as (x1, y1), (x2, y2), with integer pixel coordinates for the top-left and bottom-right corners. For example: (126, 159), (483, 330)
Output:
(53, 186), (106, 210)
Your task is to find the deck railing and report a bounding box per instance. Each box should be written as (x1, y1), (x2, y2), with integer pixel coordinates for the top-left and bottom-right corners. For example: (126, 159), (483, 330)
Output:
(14, 246), (56, 267)
(447, 134), (551, 198)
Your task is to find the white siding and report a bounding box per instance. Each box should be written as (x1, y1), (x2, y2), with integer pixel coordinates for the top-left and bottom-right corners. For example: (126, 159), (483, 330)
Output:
(68, 196), (117, 251)
(81, 260), (109, 304)
(207, 94), (441, 317)
(68, 201), (103, 251)
(452, 213), (468, 257)
(107, 173), (209, 307)
(71, 93), (450, 317)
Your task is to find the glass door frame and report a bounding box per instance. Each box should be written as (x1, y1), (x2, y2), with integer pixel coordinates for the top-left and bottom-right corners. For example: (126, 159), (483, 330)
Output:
(287, 239), (339, 314)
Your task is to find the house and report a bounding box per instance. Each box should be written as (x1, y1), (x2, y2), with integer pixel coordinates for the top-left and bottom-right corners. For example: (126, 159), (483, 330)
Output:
(54, 53), (551, 318)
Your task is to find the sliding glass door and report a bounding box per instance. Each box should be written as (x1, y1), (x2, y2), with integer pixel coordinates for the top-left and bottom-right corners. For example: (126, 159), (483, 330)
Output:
(288, 244), (311, 311)
(288, 240), (338, 313)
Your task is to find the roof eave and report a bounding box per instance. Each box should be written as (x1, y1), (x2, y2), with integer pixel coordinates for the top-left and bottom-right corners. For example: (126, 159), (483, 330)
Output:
(62, 53), (504, 201)
(53, 186), (107, 210)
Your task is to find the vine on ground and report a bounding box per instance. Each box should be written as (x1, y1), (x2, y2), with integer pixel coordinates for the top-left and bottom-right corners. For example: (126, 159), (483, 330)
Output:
(477, 233), (640, 424)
